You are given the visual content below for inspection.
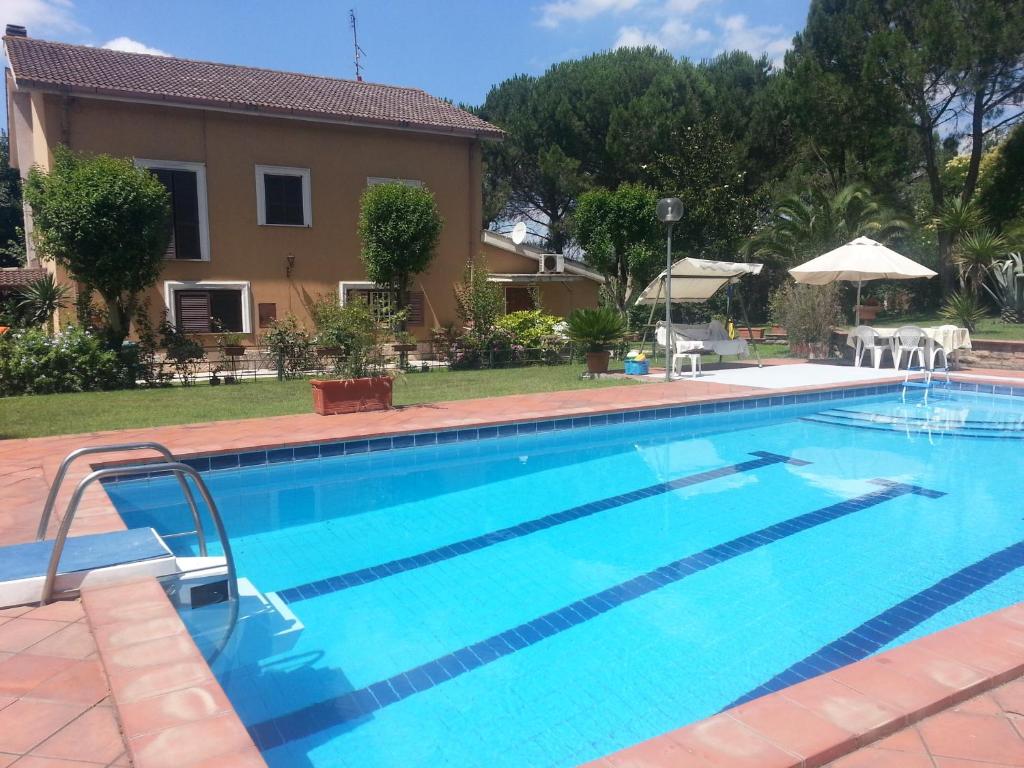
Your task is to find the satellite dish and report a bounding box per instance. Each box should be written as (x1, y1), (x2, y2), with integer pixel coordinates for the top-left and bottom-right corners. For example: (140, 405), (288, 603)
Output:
(511, 221), (527, 245)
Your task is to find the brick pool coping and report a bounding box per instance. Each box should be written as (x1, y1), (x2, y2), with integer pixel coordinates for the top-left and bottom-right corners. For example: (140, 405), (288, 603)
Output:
(2, 362), (1023, 767)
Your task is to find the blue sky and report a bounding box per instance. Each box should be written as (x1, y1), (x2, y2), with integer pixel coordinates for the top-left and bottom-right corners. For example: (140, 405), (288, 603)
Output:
(1, 0), (810, 122)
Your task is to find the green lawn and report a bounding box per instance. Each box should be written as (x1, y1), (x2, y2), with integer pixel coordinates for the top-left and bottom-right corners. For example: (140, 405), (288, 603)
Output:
(847, 313), (1024, 341)
(0, 365), (639, 440)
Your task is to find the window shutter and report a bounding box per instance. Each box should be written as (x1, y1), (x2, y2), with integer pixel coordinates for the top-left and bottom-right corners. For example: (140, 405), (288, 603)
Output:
(175, 291), (212, 333)
(171, 170), (202, 260)
(263, 174), (304, 225)
(407, 291), (425, 326)
(151, 169), (177, 259)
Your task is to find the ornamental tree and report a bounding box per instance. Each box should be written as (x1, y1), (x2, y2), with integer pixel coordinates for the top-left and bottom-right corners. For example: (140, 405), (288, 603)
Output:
(357, 182), (443, 325)
(24, 146), (170, 349)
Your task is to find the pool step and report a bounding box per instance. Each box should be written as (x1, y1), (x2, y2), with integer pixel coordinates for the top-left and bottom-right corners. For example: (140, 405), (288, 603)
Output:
(803, 411), (1024, 440)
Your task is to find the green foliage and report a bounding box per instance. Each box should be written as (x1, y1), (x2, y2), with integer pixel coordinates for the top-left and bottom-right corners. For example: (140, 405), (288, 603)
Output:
(158, 321), (206, 386)
(565, 308), (627, 352)
(0, 132), (24, 268)
(745, 184), (910, 267)
(494, 310), (561, 349)
(17, 273), (69, 329)
(310, 294), (388, 379)
(977, 124), (1024, 229)
(0, 326), (132, 396)
(262, 315), (314, 380)
(955, 229), (1010, 297)
(940, 291), (988, 332)
(454, 257), (505, 338)
(769, 283), (842, 345)
(357, 182), (443, 317)
(23, 146), (171, 348)
(573, 183), (660, 314)
(982, 253), (1024, 323)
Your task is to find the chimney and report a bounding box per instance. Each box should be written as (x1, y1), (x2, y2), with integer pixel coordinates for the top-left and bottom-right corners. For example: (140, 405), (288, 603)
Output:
(5, 25), (27, 37)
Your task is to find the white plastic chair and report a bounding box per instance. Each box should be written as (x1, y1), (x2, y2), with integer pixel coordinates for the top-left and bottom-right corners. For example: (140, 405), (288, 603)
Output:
(893, 325), (926, 370)
(851, 325), (889, 369)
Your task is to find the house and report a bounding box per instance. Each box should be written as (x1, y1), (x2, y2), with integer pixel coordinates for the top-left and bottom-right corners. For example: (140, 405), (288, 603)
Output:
(3, 28), (602, 343)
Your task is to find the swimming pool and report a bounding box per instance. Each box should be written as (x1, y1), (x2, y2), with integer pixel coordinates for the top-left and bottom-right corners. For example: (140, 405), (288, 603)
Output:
(106, 384), (1024, 768)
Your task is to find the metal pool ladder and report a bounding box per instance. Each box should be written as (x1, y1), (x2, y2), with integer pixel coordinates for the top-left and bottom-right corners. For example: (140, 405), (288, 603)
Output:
(35, 442), (238, 608)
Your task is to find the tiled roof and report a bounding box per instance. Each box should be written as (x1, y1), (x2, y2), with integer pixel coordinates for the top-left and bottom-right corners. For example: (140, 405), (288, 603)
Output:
(4, 36), (504, 140)
(0, 267), (47, 288)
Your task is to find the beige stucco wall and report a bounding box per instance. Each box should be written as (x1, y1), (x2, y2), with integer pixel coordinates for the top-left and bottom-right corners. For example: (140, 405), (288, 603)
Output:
(479, 241), (601, 317)
(34, 93), (486, 340)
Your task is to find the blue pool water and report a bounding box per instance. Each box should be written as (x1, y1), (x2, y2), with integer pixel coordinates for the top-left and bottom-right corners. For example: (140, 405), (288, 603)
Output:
(107, 387), (1024, 768)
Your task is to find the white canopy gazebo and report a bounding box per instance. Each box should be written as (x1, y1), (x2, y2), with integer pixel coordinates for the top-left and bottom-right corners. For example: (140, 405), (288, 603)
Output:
(635, 257), (765, 370)
(788, 236), (936, 324)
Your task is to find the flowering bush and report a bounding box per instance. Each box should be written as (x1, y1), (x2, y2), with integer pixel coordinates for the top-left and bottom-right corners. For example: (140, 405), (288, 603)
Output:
(0, 326), (132, 396)
(494, 310), (563, 349)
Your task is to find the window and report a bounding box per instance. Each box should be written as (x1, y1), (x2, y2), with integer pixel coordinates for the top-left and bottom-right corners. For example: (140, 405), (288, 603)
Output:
(505, 286), (536, 313)
(164, 281), (251, 333)
(135, 159), (210, 261)
(256, 165), (311, 226)
(367, 177), (423, 189)
(339, 281), (424, 326)
(258, 303), (278, 329)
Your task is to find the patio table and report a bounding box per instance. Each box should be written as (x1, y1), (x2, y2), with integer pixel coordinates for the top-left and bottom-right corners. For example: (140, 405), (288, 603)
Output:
(844, 326), (972, 370)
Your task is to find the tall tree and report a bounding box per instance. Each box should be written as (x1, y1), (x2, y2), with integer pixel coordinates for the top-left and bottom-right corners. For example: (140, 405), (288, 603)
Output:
(573, 183), (660, 315)
(23, 147), (170, 348)
(0, 132), (24, 267)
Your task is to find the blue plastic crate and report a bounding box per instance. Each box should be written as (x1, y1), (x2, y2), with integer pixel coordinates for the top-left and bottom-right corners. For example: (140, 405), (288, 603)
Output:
(624, 360), (649, 375)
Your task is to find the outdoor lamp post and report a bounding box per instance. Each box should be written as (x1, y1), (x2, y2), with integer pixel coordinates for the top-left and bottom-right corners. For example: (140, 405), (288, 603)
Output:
(656, 197), (683, 381)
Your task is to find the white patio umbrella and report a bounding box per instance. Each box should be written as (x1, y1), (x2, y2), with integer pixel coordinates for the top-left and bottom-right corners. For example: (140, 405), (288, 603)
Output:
(788, 236), (936, 324)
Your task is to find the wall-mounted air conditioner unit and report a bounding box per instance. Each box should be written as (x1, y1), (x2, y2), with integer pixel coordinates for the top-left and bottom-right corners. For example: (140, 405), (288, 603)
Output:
(539, 254), (564, 274)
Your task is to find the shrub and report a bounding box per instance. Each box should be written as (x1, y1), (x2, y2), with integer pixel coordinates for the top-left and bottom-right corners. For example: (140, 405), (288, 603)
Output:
(310, 294), (388, 379)
(263, 315), (314, 380)
(769, 283), (842, 345)
(0, 326), (131, 396)
(454, 257), (504, 338)
(940, 291), (988, 332)
(17, 273), (69, 329)
(159, 321), (206, 386)
(495, 310), (562, 349)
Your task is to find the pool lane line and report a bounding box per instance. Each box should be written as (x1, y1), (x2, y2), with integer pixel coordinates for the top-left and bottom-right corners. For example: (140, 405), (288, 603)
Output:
(273, 451), (809, 605)
(248, 477), (943, 750)
(728, 538), (1024, 709)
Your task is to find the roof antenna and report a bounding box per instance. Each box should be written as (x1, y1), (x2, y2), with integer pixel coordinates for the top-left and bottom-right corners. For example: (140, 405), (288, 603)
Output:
(349, 9), (365, 82)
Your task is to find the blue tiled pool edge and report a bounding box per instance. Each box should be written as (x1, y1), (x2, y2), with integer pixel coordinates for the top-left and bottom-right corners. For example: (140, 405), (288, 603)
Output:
(98, 378), (1024, 480)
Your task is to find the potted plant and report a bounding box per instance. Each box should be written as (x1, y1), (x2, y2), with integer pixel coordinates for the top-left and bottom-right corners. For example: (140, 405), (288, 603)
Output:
(566, 308), (626, 375)
(769, 283), (842, 359)
(310, 297), (393, 414)
(855, 296), (881, 323)
(216, 330), (246, 358)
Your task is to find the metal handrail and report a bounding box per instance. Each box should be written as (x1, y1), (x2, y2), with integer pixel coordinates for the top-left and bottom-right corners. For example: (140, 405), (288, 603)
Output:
(40, 462), (238, 607)
(36, 443), (207, 557)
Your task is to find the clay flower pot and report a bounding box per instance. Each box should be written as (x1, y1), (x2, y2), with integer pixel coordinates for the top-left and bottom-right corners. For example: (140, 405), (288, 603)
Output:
(585, 350), (611, 374)
(222, 345), (246, 357)
(311, 377), (393, 415)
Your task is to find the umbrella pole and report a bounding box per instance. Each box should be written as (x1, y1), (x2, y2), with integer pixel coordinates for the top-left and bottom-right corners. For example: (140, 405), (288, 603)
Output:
(855, 281), (862, 326)
(737, 283), (762, 368)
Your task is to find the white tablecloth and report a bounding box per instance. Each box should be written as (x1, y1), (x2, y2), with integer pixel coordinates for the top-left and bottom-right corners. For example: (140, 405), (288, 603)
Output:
(845, 325), (972, 369)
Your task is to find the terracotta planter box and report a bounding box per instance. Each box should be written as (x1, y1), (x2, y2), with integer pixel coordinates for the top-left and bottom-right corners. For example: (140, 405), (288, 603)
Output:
(222, 345), (246, 357)
(311, 377), (393, 415)
(790, 341), (831, 360)
(736, 327), (765, 340)
(856, 304), (880, 322)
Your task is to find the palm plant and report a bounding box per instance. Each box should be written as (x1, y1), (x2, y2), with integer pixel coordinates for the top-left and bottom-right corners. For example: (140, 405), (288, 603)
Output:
(566, 308), (626, 352)
(940, 291), (988, 332)
(955, 229), (1009, 298)
(743, 183), (910, 266)
(17, 273), (69, 329)
(934, 198), (988, 243)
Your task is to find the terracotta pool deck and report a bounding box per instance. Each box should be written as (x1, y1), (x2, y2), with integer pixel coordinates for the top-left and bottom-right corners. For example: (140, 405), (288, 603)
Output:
(2, 361), (1024, 768)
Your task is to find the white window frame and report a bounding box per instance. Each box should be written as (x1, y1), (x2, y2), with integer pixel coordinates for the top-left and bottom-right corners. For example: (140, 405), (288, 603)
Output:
(338, 281), (383, 305)
(256, 164), (312, 227)
(164, 280), (253, 334)
(366, 176), (424, 189)
(134, 158), (211, 262)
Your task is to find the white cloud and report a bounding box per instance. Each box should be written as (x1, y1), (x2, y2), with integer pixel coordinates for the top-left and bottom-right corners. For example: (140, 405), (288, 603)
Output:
(538, 0), (642, 29)
(615, 19), (711, 52)
(0, 0), (84, 34)
(102, 36), (169, 57)
(662, 0), (709, 13)
(716, 13), (790, 63)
